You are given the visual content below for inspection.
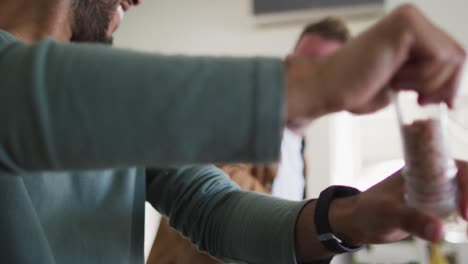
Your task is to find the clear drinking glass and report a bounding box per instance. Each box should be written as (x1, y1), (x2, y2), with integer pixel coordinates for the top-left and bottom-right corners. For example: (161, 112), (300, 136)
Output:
(394, 91), (467, 243)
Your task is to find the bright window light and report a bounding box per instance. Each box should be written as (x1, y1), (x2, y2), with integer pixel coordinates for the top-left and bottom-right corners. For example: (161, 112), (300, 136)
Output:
(355, 159), (405, 190)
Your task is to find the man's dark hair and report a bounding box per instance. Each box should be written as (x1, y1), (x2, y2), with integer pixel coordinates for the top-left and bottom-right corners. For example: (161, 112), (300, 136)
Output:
(296, 17), (351, 47)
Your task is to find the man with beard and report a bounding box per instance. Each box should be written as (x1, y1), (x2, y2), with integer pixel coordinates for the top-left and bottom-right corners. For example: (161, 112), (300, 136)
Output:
(0, 1), (466, 264)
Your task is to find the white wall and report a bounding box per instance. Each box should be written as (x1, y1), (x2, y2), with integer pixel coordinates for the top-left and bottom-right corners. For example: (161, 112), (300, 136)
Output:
(114, 0), (373, 56)
(386, 0), (468, 46)
(113, 1), (468, 263)
(115, 0), (468, 55)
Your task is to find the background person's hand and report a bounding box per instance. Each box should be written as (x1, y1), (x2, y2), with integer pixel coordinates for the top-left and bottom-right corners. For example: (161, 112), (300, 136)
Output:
(286, 4), (466, 128)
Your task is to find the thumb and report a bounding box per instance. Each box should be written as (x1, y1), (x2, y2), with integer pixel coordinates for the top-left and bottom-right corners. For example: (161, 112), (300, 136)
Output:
(397, 205), (444, 242)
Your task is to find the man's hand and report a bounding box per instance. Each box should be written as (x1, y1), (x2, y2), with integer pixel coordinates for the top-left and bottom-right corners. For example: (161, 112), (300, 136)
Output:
(330, 171), (442, 247)
(332, 160), (468, 246)
(286, 4), (466, 127)
(295, 160), (468, 262)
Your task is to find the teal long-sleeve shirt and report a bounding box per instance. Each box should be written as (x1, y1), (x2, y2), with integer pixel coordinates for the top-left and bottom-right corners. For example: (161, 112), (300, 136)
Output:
(0, 31), (308, 263)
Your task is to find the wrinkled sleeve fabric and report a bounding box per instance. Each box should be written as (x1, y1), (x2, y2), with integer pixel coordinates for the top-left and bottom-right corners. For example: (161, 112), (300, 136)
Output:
(146, 165), (308, 264)
(0, 33), (284, 175)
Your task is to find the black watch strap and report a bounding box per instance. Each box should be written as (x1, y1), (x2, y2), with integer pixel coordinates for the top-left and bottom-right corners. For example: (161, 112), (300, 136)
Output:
(314, 185), (364, 254)
(301, 257), (333, 264)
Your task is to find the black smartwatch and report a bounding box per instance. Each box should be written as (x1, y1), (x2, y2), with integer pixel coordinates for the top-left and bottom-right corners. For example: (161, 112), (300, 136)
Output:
(314, 185), (364, 254)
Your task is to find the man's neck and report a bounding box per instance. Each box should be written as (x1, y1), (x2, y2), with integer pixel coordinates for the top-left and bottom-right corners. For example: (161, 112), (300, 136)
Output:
(0, 0), (72, 43)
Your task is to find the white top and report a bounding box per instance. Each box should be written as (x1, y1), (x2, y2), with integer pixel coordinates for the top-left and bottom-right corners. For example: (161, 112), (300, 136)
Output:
(272, 128), (305, 201)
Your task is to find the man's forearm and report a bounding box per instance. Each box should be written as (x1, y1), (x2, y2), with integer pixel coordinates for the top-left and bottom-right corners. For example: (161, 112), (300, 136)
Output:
(147, 165), (308, 264)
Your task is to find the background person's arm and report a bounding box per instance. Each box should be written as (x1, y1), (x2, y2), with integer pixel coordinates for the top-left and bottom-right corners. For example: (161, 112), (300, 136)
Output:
(0, 37), (283, 175)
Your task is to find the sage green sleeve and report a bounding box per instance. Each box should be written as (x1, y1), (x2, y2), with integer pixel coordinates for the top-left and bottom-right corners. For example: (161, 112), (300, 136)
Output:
(0, 34), (284, 175)
(146, 165), (308, 264)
